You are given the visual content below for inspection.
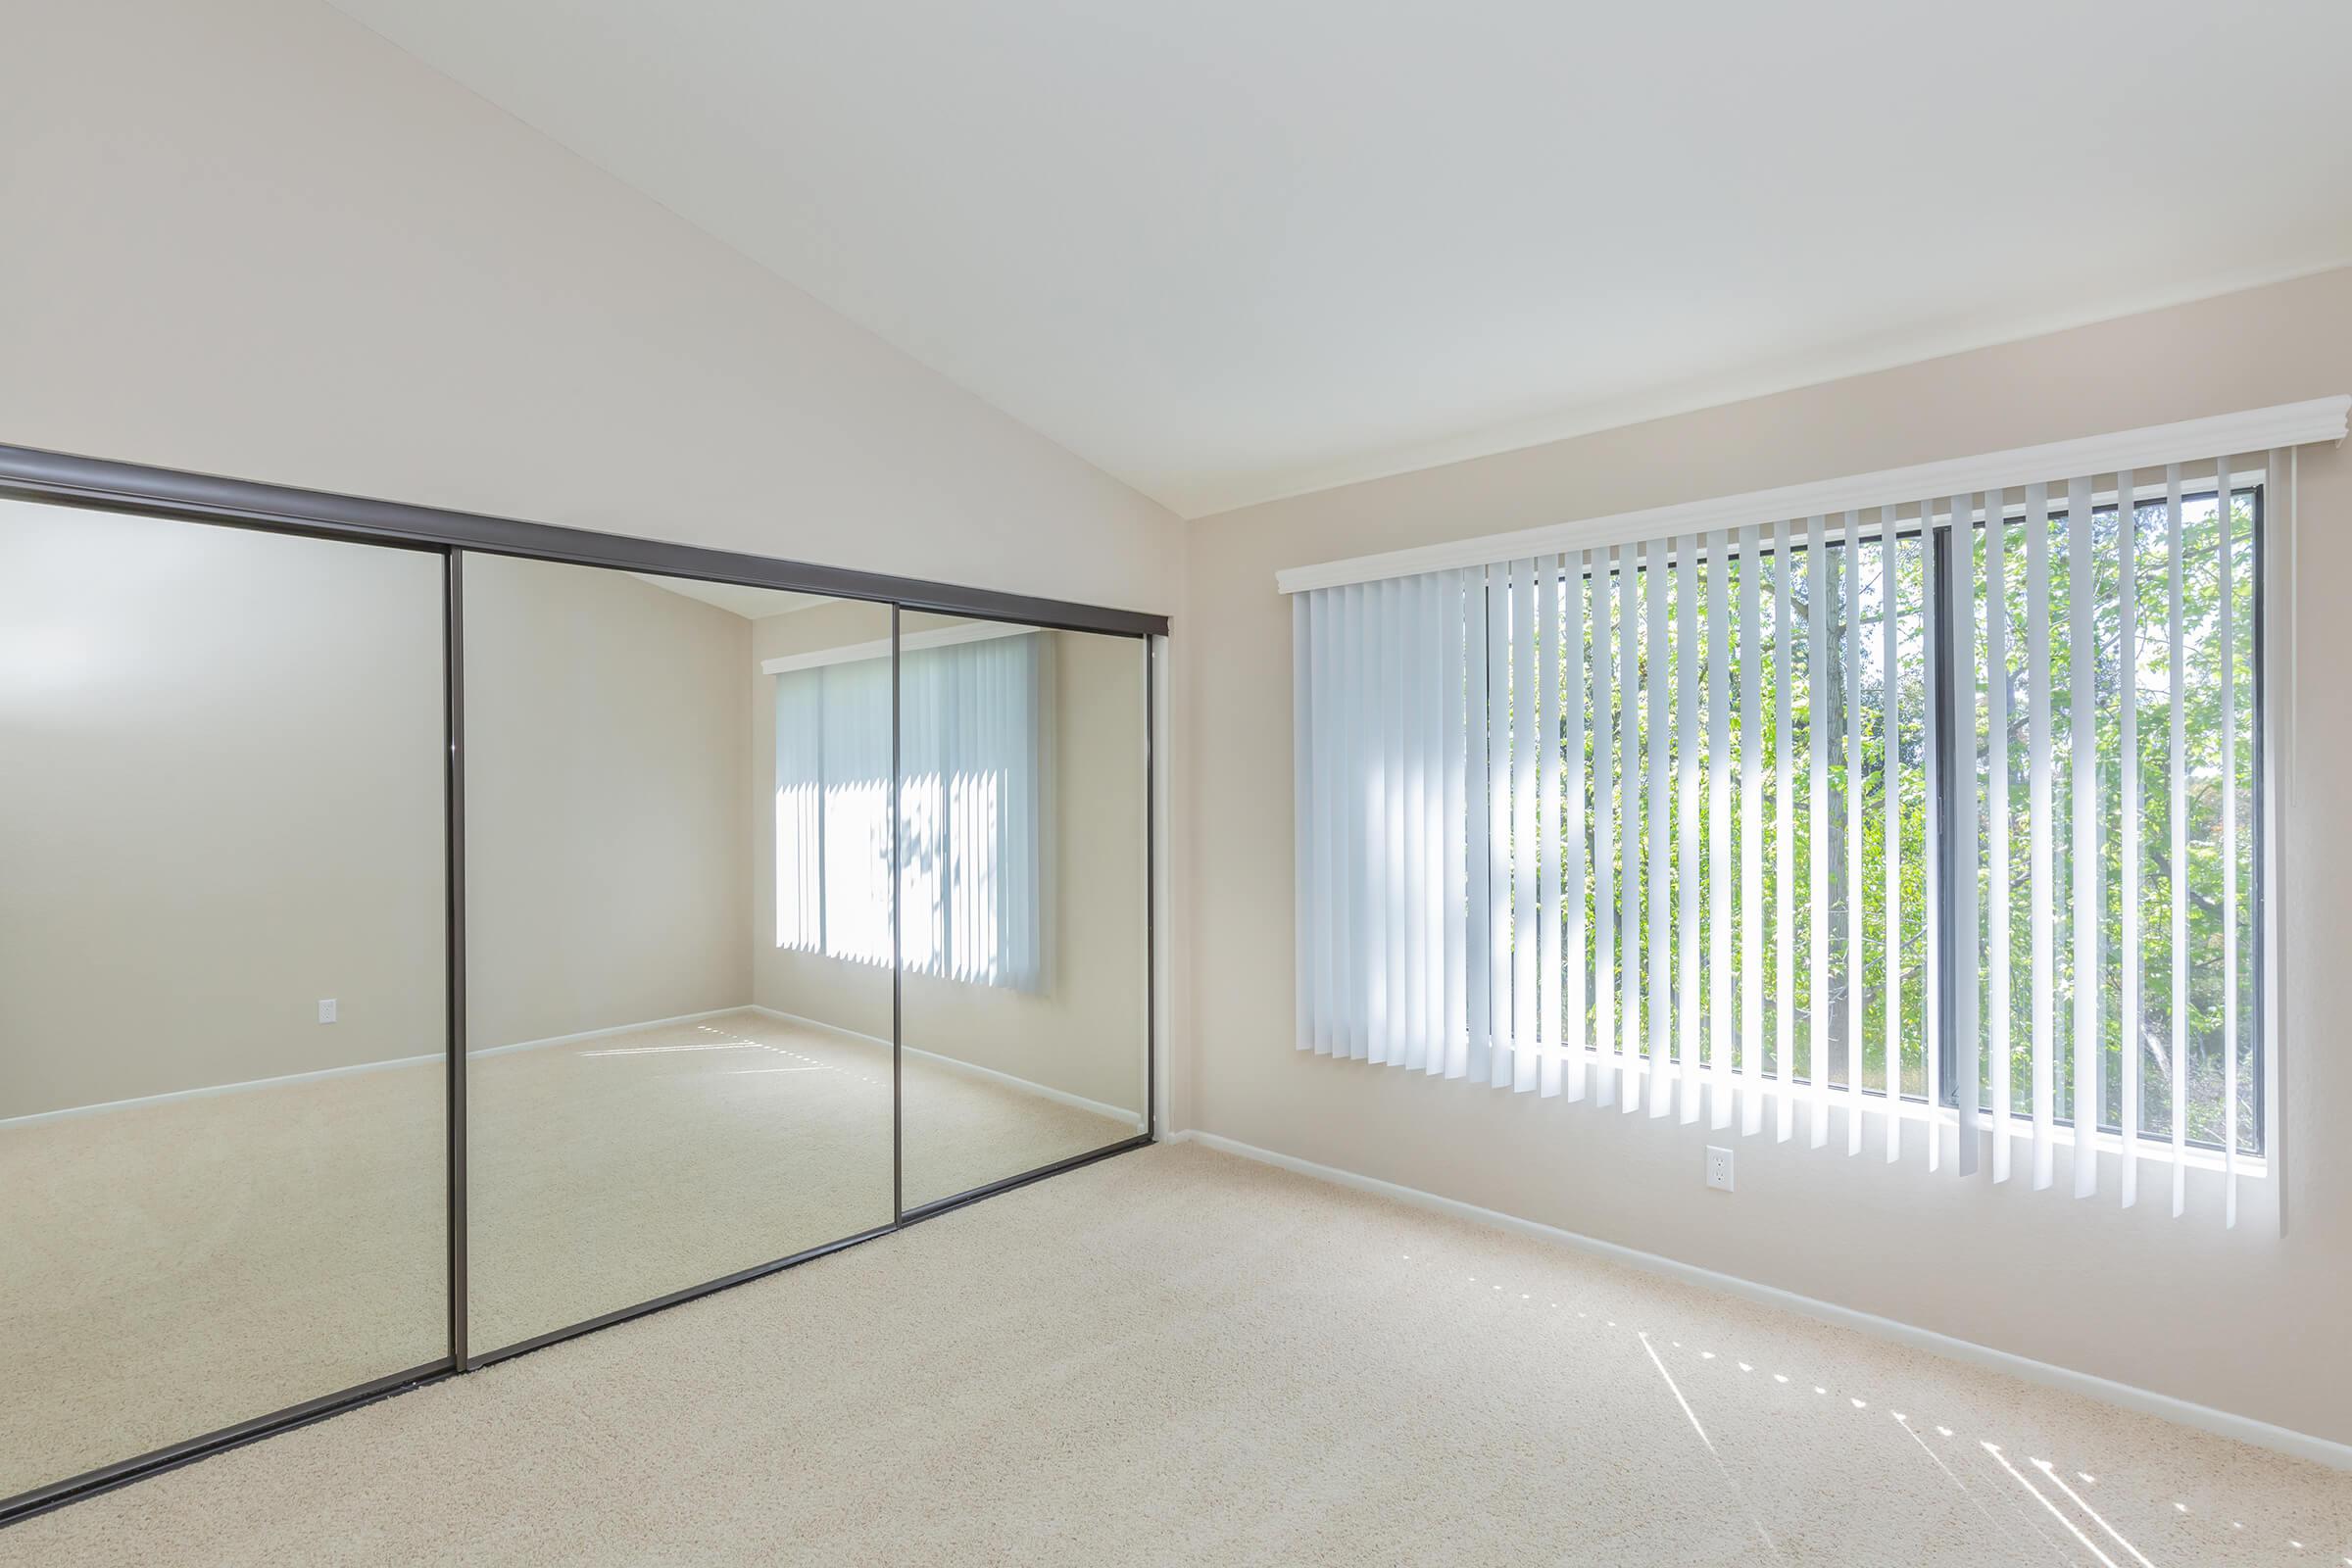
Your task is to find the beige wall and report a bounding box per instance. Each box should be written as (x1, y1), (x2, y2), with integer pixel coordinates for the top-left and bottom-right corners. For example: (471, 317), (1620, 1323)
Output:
(751, 606), (1149, 1116)
(463, 558), (754, 1050)
(1181, 266), (2352, 1446)
(0, 500), (447, 1118)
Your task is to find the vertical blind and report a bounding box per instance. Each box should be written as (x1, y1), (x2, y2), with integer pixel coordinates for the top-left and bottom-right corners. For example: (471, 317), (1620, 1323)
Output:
(777, 631), (1047, 991)
(1292, 456), (2276, 1225)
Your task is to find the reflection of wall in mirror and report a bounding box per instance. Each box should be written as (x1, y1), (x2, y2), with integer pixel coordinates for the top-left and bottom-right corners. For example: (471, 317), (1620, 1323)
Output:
(462, 556), (753, 1053)
(0, 499), (446, 1118)
(0, 530), (1143, 1125)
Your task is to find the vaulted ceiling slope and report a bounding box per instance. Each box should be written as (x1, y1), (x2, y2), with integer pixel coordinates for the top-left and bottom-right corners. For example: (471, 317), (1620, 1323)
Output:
(327, 0), (2352, 518)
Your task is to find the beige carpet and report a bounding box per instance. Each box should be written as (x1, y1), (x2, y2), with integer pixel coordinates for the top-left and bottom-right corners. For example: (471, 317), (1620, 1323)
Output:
(0, 1009), (1135, 1501)
(3, 1141), (2345, 1566)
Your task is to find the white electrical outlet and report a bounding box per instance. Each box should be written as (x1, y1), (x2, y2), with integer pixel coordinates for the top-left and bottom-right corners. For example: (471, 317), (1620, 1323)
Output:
(1705, 1146), (1734, 1192)
(318, 999), (338, 1024)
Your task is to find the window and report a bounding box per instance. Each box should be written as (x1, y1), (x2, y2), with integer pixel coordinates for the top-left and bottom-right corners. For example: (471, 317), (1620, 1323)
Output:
(776, 628), (1046, 992)
(1291, 448), (2281, 1227)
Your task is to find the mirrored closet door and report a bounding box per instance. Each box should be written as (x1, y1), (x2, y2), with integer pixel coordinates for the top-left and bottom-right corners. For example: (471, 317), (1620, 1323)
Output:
(462, 557), (895, 1357)
(893, 613), (1150, 1211)
(0, 499), (449, 1502)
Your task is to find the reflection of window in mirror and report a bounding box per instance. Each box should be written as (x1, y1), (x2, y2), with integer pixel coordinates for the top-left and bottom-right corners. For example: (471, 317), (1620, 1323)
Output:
(771, 623), (1051, 994)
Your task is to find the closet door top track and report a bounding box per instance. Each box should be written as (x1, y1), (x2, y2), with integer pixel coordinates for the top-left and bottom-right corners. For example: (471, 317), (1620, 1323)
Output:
(0, 442), (1169, 640)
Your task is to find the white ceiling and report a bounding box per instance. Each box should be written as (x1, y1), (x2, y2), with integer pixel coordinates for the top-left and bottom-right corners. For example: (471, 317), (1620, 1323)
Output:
(330, 0), (2352, 517)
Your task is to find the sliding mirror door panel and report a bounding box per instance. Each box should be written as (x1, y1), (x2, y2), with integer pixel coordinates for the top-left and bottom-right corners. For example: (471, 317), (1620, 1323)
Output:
(894, 614), (1148, 1210)
(462, 558), (893, 1354)
(0, 500), (448, 1499)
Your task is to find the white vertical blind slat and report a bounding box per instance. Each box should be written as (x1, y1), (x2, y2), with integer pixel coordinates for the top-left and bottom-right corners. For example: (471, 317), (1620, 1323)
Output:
(1774, 517), (1796, 1144)
(1708, 528), (1734, 1129)
(1306, 593), (1328, 1054)
(1428, 573), (1450, 1070)
(1315, 590), (1336, 1053)
(1843, 512), (1865, 1155)
(1424, 574), (1448, 1072)
(1923, 505), (1941, 1173)
(2028, 481), (2057, 1190)
(1565, 556), (1590, 1102)
(1647, 537), (1673, 1117)
(1954, 497), (1983, 1178)
(2166, 466), (2187, 1213)
(1883, 510), (1903, 1164)
(1298, 598), (1320, 1050)
(1340, 584), (1363, 1056)
(1443, 570), (1468, 1079)
(1808, 519), (1832, 1150)
(1371, 583), (1395, 1056)
(1293, 594), (1312, 1052)
(1593, 555), (1617, 1109)
(1364, 585), (1373, 1053)
(1512, 559), (1539, 1091)
(1740, 522), (1765, 1138)
(1315, 591), (1335, 1051)
(1385, 577), (1407, 1064)
(1331, 589), (1351, 1057)
(2262, 448), (2286, 1232)
(1366, 581), (1389, 1060)
(1402, 576), (1429, 1071)
(1343, 584), (1367, 1058)
(1538, 558), (1563, 1098)
(1411, 582), (1430, 1071)
(2118, 470), (2140, 1204)
(1465, 575), (1490, 1080)
(1678, 535), (1703, 1125)
(2069, 474), (2100, 1198)
(1986, 490), (2014, 1181)
(1487, 564), (1512, 1088)
(1619, 544), (1642, 1112)
(2219, 458), (2239, 1229)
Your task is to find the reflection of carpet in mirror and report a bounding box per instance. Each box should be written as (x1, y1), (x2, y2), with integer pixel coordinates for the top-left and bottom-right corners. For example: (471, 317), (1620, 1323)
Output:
(0, 1009), (1135, 1500)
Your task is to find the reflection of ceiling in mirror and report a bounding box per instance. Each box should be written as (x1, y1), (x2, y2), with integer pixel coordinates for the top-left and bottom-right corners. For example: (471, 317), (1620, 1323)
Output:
(628, 574), (833, 620)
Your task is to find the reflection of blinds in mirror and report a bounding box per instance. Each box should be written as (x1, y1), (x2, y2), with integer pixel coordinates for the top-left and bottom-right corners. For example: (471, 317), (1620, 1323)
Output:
(774, 632), (1045, 992)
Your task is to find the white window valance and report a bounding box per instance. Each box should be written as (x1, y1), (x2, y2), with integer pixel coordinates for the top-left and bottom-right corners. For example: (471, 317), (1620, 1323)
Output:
(1275, 397), (2346, 594)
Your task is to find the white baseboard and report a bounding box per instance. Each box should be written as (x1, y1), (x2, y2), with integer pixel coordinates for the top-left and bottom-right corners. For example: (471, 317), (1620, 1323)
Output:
(746, 1005), (1141, 1126)
(0, 1050), (443, 1128)
(0, 1006), (756, 1127)
(1169, 1128), (2352, 1472)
